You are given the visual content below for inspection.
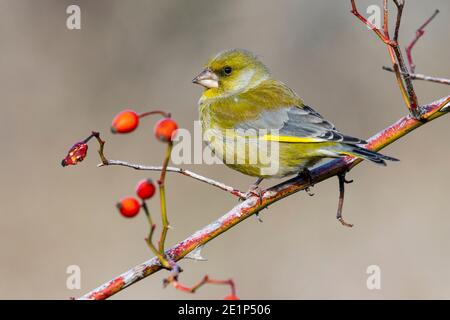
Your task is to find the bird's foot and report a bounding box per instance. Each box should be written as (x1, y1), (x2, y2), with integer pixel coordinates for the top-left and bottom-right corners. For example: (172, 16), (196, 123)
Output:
(298, 169), (315, 196)
(239, 177), (264, 206)
(244, 184), (264, 206)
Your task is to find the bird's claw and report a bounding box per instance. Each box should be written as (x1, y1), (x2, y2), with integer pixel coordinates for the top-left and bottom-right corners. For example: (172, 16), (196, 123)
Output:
(244, 187), (263, 205)
(298, 169), (315, 196)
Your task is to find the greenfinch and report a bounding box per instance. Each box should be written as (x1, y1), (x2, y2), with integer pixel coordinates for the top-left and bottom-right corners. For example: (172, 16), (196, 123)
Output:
(193, 49), (398, 188)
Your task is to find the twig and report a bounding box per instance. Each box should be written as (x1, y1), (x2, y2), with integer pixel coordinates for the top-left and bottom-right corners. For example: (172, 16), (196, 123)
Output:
(171, 275), (236, 296)
(406, 9), (440, 73)
(382, 66), (450, 85)
(79, 95), (450, 300)
(336, 173), (354, 228)
(351, 0), (420, 118)
(91, 132), (108, 165)
(98, 160), (246, 199)
(392, 0), (404, 42)
(350, 0), (393, 44)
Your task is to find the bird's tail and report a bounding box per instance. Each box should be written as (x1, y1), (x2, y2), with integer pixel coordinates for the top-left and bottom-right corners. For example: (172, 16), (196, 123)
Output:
(340, 145), (399, 166)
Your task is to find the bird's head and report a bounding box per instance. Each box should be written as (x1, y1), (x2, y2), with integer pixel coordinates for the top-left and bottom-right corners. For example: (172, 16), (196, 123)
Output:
(193, 49), (270, 100)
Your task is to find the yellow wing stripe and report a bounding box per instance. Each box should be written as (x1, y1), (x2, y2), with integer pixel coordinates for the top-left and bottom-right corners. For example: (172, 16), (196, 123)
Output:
(262, 134), (325, 143)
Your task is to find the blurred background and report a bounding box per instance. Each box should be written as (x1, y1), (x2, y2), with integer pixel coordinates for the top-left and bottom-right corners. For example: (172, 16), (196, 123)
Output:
(0, 0), (449, 299)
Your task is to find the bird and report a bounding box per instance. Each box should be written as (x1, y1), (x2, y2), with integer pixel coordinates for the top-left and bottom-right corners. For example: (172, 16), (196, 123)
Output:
(192, 49), (398, 201)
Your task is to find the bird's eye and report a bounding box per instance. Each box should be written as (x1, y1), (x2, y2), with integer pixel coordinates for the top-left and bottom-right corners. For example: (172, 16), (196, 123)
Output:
(223, 66), (232, 75)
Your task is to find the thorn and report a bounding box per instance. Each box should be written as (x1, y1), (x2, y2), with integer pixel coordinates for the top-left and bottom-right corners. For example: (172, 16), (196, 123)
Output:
(185, 245), (207, 261)
(338, 217), (354, 228)
(255, 213), (263, 223)
(305, 187), (315, 197)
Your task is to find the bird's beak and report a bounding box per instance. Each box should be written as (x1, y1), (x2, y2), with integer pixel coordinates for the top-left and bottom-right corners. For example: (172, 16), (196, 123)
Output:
(192, 68), (219, 88)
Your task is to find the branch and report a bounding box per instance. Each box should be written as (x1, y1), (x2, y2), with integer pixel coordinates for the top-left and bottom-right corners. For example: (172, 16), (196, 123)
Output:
(382, 66), (450, 85)
(98, 160), (246, 199)
(78, 95), (450, 300)
(406, 9), (440, 73)
(171, 275), (236, 297)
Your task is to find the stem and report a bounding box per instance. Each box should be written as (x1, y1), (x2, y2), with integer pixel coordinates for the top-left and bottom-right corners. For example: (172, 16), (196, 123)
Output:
(142, 202), (170, 269)
(158, 142), (173, 254)
(91, 132), (108, 165)
(138, 110), (171, 119)
(158, 183), (169, 254)
(171, 275), (236, 296)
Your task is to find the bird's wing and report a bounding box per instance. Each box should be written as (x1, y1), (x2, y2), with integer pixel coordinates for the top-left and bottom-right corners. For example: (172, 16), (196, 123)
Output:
(236, 105), (367, 145)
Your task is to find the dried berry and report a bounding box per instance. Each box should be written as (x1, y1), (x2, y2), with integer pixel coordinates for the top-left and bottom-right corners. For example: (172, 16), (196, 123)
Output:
(61, 142), (88, 167)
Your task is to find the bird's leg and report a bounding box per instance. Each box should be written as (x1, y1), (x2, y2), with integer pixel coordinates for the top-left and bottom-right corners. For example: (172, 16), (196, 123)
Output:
(298, 169), (314, 196)
(243, 177), (265, 223)
(244, 177), (264, 209)
(336, 172), (354, 228)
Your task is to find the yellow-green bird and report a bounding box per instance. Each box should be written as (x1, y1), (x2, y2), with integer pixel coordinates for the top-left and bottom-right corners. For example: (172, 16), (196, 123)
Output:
(193, 49), (398, 193)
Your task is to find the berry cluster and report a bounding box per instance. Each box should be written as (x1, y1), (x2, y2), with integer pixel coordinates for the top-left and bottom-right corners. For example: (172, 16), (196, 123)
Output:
(111, 109), (178, 142)
(117, 179), (156, 218)
(62, 109), (238, 300)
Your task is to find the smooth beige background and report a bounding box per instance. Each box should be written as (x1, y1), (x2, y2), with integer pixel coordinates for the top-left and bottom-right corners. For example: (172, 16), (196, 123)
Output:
(0, 0), (449, 299)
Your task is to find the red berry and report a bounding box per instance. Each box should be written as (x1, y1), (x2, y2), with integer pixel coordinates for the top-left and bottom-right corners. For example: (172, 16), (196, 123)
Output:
(154, 118), (178, 142)
(224, 294), (239, 300)
(136, 179), (156, 200)
(117, 197), (141, 218)
(111, 110), (139, 134)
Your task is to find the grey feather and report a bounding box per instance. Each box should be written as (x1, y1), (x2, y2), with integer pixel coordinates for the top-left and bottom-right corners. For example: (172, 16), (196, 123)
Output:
(236, 104), (367, 145)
